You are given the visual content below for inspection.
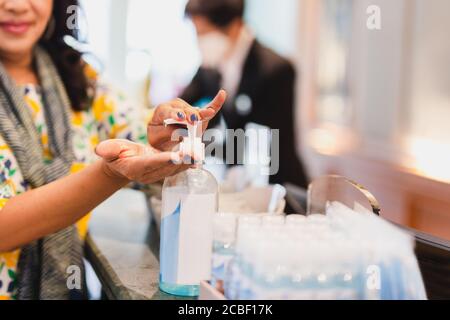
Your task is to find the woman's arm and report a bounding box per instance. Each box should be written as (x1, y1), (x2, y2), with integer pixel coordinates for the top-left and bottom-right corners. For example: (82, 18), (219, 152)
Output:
(0, 140), (188, 252)
(0, 161), (126, 252)
(0, 90), (227, 252)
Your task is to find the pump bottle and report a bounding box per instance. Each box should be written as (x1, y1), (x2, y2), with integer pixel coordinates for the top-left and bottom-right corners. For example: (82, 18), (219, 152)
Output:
(159, 120), (218, 297)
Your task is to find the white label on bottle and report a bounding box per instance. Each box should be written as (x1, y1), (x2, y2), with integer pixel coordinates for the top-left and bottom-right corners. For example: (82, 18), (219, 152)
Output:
(160, 189), (216, 286)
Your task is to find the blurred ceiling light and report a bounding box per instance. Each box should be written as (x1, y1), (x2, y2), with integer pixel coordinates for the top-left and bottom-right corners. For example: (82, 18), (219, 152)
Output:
(404, 137), (450, 183)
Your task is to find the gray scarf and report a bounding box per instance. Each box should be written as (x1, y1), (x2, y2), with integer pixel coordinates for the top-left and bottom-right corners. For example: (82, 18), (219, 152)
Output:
(0, 47), (85, 299)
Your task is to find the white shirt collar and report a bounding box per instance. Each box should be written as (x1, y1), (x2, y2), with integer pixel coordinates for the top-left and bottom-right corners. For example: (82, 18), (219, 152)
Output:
(218, 26), (255, 99)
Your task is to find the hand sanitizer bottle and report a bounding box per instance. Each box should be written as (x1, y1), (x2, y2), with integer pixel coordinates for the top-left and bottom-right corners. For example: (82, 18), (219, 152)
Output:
(159, 120), (218, 297)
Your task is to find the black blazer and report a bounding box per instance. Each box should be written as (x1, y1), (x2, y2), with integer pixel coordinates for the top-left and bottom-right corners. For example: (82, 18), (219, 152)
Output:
(181, 40), (308, 188)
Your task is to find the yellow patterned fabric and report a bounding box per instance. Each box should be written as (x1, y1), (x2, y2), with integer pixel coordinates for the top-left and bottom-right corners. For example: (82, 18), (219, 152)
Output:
(0, 73), (148, 299)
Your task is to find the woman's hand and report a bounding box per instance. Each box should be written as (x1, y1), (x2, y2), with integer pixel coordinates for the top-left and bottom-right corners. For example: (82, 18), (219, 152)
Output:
(1, 139), (192, 252)
(95, 139), (191, 184)
(148, 90), (227, 151)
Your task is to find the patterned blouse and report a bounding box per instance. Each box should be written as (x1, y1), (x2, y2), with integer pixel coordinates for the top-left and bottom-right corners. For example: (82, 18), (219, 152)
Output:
(0, 69), (149, 300)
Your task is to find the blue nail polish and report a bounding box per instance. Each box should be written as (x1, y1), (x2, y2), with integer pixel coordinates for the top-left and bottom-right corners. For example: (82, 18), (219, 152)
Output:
(190, 114), (198, 122)
(177, 112), (185, 119)
(183, 155), (193, 164)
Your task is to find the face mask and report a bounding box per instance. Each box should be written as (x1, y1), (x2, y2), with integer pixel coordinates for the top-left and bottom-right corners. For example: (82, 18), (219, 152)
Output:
(197, 31), (231, 69)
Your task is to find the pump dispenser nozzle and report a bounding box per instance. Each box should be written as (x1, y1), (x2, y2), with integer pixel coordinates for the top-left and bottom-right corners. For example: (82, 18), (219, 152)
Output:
(164, 119), (206, 163)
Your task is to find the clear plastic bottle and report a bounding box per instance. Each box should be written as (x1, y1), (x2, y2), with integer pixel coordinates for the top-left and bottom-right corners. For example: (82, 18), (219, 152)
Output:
(159, 121), (218, 297)
(211, 213), (237, 291)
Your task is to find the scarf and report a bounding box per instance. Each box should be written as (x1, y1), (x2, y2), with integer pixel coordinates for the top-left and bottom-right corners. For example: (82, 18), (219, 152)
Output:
(0, 47), (85, 299)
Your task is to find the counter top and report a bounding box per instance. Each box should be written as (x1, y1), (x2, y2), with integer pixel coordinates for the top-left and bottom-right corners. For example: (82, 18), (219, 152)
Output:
(85, 188), (450, 300)
(85, 189), (193, 300)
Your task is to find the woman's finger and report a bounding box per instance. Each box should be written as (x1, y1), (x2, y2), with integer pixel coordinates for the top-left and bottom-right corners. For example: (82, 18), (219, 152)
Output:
(147, 123), (184, 148)
(136, 151), (183, 171)
(172, 99), (201, 125)
(151, 103), (186, 125)
(199, 89), (227, 121)
(152, 91), (226, 127)
(95, 139), (142, 162)
(137, 151), (194, 183)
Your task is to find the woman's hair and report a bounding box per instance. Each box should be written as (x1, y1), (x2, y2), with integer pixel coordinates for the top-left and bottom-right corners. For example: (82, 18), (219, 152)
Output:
(39, 0), (92, 111)
(185, 0), (245, 28)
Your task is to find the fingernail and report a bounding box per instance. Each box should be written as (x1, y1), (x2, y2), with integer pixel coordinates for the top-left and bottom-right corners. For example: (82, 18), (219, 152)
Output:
(190, 114), (198, 122)
(177, 112), (185, 120)
(183, 155), (193, 164)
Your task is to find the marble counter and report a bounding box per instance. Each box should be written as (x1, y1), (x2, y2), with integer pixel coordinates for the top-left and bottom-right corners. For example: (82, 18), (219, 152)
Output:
(84, 189), (450, 300)
(85, 189), (193, 300)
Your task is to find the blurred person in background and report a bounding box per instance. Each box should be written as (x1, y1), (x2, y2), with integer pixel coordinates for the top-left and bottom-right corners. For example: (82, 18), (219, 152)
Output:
(182, 0), (308, 188)
(0, 0), (225, 300)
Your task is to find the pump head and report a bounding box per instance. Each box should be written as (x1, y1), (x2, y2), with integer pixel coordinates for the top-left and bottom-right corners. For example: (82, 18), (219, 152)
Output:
(164, 119), (206, 163)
